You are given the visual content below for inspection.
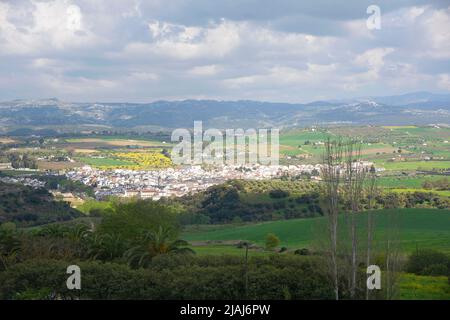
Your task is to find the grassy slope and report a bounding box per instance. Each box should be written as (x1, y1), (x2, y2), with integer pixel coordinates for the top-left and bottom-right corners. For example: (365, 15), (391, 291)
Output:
(183, 208), (450, 253)
(399, 274), (450, 300)
(375, 160), (450, 171)
(375, 175), (443, 188)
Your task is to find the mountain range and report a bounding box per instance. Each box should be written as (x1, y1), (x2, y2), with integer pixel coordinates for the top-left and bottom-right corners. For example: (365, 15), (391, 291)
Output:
(1, 92), (449, 133)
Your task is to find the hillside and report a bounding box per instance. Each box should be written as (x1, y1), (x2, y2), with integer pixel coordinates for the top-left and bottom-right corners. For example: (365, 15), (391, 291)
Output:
(183, 208), (450, 253)
(0, 182), (82, 227)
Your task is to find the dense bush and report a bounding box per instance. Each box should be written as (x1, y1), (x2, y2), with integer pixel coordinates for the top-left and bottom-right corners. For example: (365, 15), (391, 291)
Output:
(448, 264), (450, 285)
(98, 200), (180, 240)
(406, 249), (449, 276)
(0, 183), (82, 227)
(269, 189), (290, 199)
(0, 255), (335, 300)
(294, 248), (310, 256)
(161, 179), (450, 226)
(0, 259), (147, 299)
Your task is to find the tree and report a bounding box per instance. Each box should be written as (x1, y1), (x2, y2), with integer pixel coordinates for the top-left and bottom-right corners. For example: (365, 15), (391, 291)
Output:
(343, 140), (366, 299)
(98, 200), (180, 241)
(85, 233), (127, 261)
(406, 249), (449, 276)
(321, 138), (343, 300)
(0, 227), (21, 271)
(380, 209), (402, 300)
(265, 233), (280, 251)
(125, 226), (194, 268)
(366, 166), (378, 300)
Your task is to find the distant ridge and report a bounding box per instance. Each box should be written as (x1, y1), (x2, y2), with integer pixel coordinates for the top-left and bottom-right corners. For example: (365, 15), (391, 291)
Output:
(0, 92), (449, 132)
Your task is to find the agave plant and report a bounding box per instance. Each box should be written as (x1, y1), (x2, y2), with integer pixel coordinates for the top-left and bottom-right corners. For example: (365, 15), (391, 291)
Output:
(125, 226), (194, 268)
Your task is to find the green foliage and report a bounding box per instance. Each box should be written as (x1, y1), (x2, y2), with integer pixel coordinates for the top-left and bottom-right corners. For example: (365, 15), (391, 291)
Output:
(125, 226), (194, 268)
(37, 175), (95, 197)
(77, 199), (113, 215)
(269, 189), (290, 199)
(399, 273), (450, 300)
(184, 209), (450, 253)
(422, 177), (450, 191)
(169, 179), (449, 226)
(173, 180), (324, 224)
(0, 255), (335, 300)
(7, 153), (37, 169)
(0, 182), (82, 227)
(0, 259), (147, 300)
(265, 233), (280, 251)
(0, 227), (21, 271)
(406, 249), (449, 276)
(98, 200), (180, 241)
(294, 248), (310, 256)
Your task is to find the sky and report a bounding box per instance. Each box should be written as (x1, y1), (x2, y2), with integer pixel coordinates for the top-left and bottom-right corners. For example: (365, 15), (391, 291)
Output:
(0, 0), (450, 103)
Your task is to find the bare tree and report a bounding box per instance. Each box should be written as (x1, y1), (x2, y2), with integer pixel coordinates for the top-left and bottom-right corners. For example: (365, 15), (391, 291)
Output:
(366, 165), (377, 300)
(321, 138), (343, 300)
(384, 210), (401, 300)
(342, 140), (366, 299)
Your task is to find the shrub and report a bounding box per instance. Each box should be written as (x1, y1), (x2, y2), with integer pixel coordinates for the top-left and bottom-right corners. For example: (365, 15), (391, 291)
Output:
(406, 249), (449, 276)
(0, 255), (334, 300)
(294, 248), (310, 256)
(448, 264), (450, 285)
(265, 233), (280, 251)
(0, 259), (147, 300)
(421, 264), (449, 276)
(269, 189), (289, 199)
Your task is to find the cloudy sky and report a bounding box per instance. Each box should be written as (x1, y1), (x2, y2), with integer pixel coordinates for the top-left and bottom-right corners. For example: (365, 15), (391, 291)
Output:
(1, 0), (450, 103)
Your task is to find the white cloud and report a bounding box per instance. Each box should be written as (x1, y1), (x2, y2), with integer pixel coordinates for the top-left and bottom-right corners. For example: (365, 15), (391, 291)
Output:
(189, 65), (221, 76)
(438, 74), (450, 91)
(0, 0), (101, 56)
(123, 20), (241, 60)
(0, 1), (449, 102)
(354, 48), (395, 81)
(128, 71), (159, 81)
(420, 6), (450, 58)
(43, 74), (117, 97)
(223, 63), (337, 89)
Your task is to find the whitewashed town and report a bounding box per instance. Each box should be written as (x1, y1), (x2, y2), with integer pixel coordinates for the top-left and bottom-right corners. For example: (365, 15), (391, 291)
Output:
(63, 161), (376, 200)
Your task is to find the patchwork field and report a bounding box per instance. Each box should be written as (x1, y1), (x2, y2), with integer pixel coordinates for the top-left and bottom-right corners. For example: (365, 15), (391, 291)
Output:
(0, 137), (16, 144)
(65, 137), (170, 147)
(279, 126), (450, 167)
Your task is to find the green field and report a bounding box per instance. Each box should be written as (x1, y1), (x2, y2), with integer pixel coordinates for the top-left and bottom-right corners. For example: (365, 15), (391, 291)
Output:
(183, 209), (450, 254)
(77, 156), (134, 167)
(399, 274), (450, 300)
(390, 188), (450, 197)
(77, 199), (113, 214)
(376, 161), (450, 171)
(376, 175), (443, 188)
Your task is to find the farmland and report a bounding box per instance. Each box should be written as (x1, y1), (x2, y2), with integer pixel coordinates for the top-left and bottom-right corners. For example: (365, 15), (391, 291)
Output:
(183, 208), (450, 254)
(399, 274), (450, 300)
(2, 125), (449, 173)
(1, 126), (450, 300)
(278, 126), (450, 168)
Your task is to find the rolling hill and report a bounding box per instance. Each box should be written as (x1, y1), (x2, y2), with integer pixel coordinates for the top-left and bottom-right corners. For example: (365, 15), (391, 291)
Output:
(1, 92), (449, 133)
